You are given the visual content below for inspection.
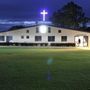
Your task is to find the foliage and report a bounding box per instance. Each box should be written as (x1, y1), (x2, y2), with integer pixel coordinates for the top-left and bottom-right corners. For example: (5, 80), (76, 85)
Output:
(9, 25), (26, 30)
(51, 1), (89, 28)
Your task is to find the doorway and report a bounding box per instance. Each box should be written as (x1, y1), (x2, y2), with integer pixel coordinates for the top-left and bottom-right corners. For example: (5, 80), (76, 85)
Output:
(75, 35), (88, 47)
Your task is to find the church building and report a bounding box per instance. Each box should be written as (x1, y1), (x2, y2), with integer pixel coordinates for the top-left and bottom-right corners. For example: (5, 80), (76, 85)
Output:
(0, 24), (90, 47)
(0, 10), (90, 47)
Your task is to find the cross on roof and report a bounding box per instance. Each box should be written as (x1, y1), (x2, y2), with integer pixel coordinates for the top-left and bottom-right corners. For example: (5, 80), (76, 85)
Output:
(40, 10), (48, 21)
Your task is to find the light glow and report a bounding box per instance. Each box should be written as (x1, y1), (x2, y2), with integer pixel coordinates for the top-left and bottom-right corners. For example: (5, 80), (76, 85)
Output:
(40, 10), (48, 21)
(75, 36), (88, 47)
(39, 25), (47, 33)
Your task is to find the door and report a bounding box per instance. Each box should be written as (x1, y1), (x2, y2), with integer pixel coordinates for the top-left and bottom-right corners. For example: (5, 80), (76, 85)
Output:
(75, 35), (88, 47)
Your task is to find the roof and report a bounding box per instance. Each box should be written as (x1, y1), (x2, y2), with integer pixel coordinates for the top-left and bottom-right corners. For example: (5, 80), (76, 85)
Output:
(0, 24), (90, 33)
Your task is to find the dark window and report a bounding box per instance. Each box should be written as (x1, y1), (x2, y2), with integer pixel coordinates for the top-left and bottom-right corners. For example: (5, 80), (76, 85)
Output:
(61, 36), (67, 42)
(36, 27), (39, 33)
(6, 36), (12, 42)
(35, 36), (42, 41)
(26, 30), (29, 33)
(58, 30), (61, 33)
(48, 27), (51, 33)
(48, 36), (55, 42)
(0, 36), (5, 41)
(26, 36), (29, 39)
(21, 36), (24, 39)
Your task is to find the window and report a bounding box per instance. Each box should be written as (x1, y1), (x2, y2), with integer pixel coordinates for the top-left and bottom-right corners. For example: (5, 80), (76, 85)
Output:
(6, 36), (13, 42)
(35, 36), (42, 41)
(61, 36), (67, 42)
(0, 36), (5, 41)
(58, 30), (61, 33)
(26, 30), (29, 33)
(48, 27), (51, 33)
(36, 27), (39, 33)
(26, 36), (29, 39)
(48, 36), (55, 42)
(21, 36), (24, 39)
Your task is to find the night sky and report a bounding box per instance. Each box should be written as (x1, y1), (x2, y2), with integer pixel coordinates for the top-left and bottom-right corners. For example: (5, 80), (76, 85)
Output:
(0, 0), (90, 30)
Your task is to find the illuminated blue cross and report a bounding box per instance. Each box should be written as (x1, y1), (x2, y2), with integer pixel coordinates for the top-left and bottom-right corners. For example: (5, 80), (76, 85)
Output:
(40, 10), (48, 21)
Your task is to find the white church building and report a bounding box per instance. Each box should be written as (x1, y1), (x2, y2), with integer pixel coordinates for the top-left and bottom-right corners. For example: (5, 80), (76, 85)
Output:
(0, 10), (90, 47)
(0, 24), (90, 47)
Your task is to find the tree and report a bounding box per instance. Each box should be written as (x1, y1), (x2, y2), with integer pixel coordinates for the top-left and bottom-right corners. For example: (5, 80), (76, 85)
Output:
(51, 1), (89, 29)
(9, 25), (26, 30)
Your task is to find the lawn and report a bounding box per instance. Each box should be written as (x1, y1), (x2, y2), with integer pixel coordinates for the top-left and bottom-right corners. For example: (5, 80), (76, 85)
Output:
(0, 47), (90, 90)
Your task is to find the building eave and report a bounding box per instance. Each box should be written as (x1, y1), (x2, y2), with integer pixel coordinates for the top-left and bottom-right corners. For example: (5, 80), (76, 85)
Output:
(0, 24), (90, 33)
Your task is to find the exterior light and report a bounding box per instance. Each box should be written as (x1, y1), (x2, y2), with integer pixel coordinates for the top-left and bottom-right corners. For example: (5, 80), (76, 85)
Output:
(39, 25), (47, 33)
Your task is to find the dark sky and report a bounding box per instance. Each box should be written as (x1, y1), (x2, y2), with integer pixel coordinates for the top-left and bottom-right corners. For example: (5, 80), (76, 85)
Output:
(0, 0), (90, 30)
(0, 0), (90, 20)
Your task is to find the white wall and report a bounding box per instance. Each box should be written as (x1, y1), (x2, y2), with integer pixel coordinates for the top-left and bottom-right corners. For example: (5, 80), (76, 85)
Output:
(0, 25), (90, 45)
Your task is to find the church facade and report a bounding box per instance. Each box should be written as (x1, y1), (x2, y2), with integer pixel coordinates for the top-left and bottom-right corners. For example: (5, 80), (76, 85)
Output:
(0, 24), (90, 47)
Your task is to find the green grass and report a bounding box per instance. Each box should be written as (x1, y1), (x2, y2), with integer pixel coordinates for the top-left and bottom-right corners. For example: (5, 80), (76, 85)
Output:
(0, 47), (90, 90)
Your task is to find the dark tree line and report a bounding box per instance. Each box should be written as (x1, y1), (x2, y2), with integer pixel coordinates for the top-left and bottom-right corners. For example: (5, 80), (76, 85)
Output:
(51, 1), (89, 29)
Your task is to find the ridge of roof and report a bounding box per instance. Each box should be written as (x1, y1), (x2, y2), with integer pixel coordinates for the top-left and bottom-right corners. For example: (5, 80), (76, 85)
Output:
(0, 24), (90, 33)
